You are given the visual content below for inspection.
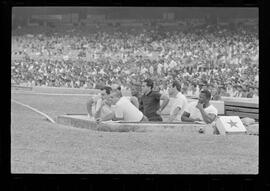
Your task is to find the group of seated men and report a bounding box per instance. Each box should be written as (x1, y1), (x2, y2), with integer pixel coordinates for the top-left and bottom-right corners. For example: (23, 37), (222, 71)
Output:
(86, 79), (218, 124)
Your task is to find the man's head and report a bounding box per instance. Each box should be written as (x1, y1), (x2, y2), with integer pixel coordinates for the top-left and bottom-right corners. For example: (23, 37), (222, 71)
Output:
(198, 89), (212, 104)
(168, 80), (181, 96)
(111, 83), (121, 93)
(211, 86), (219, 95)
(130, 82), (141, 97)
(108, 91), (122, 105)
(237, 85), (242, 92)
(142, 78), (154, 94)
(100, 86), (112, 100)
(249, 86), (255, 93)
(202, 83), (208, 90)
(220, 86), (227, 94)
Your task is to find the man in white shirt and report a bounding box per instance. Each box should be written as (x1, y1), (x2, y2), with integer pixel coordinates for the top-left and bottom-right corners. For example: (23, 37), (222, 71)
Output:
(101, 91), (148, 122)
(168, 80), (188, 122)
(181, 89), (218, 124)
(112, 83), (139, 109)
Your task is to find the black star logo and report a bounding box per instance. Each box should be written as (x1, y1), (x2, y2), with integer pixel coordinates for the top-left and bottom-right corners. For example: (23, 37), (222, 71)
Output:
(227, 120), (238, 128)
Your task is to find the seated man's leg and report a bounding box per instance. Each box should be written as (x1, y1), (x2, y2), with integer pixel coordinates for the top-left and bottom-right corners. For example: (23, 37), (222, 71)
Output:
(148, 115), (163, 122)
(140, 115), (149, 122)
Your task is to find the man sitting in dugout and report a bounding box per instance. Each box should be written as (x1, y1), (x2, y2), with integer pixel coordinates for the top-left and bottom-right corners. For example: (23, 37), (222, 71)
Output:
(86, 86), (114, 121)
(181, 89), (218, 124)
(140, 78), (170, 121)
(99, 90), (149, 122)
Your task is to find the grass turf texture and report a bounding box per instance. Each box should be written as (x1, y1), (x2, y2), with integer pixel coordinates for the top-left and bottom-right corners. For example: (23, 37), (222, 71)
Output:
(11, 89), (258, 174)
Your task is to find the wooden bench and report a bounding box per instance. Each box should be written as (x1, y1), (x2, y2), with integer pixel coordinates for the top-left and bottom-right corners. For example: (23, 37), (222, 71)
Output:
(224, 100), (259, 121)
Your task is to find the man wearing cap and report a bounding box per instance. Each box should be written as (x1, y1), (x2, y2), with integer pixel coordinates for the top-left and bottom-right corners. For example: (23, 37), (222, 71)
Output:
(181, 89), (218, 124)
(140, 78), (170, 121)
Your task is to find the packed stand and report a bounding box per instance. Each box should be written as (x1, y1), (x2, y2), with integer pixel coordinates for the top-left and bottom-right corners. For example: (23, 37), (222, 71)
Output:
(11, 23), (259, 99)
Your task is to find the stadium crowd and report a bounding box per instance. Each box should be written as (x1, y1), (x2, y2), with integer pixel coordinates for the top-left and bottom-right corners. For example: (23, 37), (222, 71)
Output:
(11, 23), (259, 99)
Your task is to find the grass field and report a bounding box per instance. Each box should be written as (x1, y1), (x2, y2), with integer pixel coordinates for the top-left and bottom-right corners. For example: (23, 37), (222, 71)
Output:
(11, 88), (258, 174)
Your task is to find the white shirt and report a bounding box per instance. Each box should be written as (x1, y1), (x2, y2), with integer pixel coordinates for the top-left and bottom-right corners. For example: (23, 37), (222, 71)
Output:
(163, 62), (168, 70)
(170, 92), (188, 122)
(187, 89), (193, 96)
(157, 64), (162, 74)
(113, 97), (144, 122)
(184, 102), (218, 123)
(255, 75), (258, 82)
(195, 86), (200, 97)
(149, 66), (154, 74)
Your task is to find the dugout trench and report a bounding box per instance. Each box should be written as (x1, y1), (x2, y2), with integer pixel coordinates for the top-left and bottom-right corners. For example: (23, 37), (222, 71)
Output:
(11, 86), (259, 135)
(56, 114), (210, 133)
(55, 114), (259, 135)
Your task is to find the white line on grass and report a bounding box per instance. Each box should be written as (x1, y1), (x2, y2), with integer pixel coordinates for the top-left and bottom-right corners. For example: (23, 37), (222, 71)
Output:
(11, 91), (92, 97)
(11, 99), (56, 123)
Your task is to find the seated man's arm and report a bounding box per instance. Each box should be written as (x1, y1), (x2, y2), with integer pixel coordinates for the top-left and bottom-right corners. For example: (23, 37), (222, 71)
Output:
(113, 106), (125, 121)
(196, 102), (217, 124)
(100, 111), (116, 121)
(94, 99), (103, 119)
(159, 94), (170, 112)
(112, 116), (124, 121)
(198, 110), (217, 124)
(139, 98), (144, 112)
(181, 111), (202, 122)
(181, 111), (194, 122)
(101, 105), (124, 121)
(98, 104), (125, 121)
(170, 98), (185, 121)
(169, 106), (181, 121)
(130, 96), (139, 109)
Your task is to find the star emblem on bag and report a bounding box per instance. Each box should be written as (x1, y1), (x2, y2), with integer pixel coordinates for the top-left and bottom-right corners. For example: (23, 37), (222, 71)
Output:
(227, 120), (238, 128)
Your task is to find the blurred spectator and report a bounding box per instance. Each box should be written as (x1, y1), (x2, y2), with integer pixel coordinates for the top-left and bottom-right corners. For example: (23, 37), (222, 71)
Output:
(220, 86), (231, 97)
(11, 21), (258, 99)
(211, 87), (222, 100)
